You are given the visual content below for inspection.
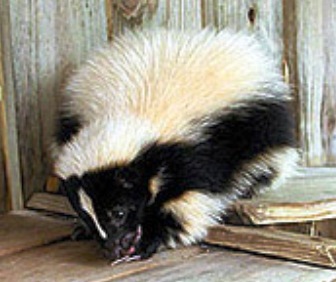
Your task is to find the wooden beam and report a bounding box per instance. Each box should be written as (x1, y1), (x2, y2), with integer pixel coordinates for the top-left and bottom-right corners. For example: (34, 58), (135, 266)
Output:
(206, 224), (336, 269)
(235, 199), (336, 225)
(0, 0), (23, 210)
(235, 168), (336, 225)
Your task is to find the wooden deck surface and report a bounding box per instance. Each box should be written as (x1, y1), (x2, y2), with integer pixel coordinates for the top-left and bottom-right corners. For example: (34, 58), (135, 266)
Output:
(1, 211), (336, 282)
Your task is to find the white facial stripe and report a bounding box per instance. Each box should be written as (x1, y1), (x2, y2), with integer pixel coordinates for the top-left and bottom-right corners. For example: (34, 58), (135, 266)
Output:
(78, 189), (108, 239)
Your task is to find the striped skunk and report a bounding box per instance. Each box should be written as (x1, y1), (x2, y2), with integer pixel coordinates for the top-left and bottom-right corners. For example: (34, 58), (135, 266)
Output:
(53, 28), (298, 262)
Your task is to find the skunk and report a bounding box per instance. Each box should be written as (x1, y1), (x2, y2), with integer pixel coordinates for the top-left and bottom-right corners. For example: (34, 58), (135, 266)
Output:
(53, 28), (298, 262)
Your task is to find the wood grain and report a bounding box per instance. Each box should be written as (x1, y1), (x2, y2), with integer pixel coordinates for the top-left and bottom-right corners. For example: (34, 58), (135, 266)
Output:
(0, 240), (334, 282)
(283, 0), (336, 166)
(115, 250), (336, 282)
(0, 49), (7, 212)
(0, 0), (23, 210)
(6, 0), (108, 201)
(27, 192), (76, 216)
(0, 210), (73, 257)
(0, 241), (205, 282)
(278, 219), (336, 240)
(234, 168), (336, 224)
(206, 224), (336, 269)
(236, 199), (336, 225)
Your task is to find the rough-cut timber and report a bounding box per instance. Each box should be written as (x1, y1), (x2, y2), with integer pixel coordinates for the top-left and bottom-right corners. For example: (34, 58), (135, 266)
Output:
(0, 210), (73, 257)
(206, 224), (336, 269)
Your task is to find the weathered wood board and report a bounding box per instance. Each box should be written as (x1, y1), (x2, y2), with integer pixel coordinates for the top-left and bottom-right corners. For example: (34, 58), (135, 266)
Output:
(0, 0), (23, 210)
(0, 240), (335, 282)
(0, 240), (205, 282)
(207, 224), (336, 269)
(27, 192), (76, 216)
(0, 210), (73, 257)
(235, 168), (336, 225)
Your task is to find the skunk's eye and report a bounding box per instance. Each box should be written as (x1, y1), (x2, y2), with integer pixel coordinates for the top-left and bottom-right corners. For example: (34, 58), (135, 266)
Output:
(107, 208), (127, 222)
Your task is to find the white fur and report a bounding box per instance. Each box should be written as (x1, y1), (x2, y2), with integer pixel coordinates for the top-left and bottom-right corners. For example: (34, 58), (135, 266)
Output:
(163, 147), (299, 246)
(55, 114), (159, 179)
(53, 29), (297, 249)
(54, 28), (289, 178)
(163, 191), (225, 246)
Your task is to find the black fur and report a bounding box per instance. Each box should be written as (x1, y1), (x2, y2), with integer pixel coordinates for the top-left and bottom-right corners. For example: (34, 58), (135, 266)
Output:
(64, 98), (296, 260)
(55, 114), (82, 145)
(138, 98), (295, 204)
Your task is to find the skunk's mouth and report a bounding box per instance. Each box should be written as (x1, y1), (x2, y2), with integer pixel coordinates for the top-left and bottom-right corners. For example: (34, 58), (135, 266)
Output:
(102, 225), (142, 264)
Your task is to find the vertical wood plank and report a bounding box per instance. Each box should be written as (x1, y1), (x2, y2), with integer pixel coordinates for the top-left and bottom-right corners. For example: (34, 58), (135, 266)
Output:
(321, 0), (336, 165)
(106, 0), (202, 39)
(0, 6), (8, 212)
(0, 0), (23, 210)
(296, 0), (325, 166)
(0, 97), (7, 213)
(284, 0), (336, 166)
(107, 1), (283, 66)
(200, 0), (283, 65)
(252, 0), (283, 66)
(7, 0), (108, 201)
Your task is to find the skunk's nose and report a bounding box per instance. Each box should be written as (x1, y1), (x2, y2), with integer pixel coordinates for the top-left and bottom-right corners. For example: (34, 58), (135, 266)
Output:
(120, 231), (137, 250)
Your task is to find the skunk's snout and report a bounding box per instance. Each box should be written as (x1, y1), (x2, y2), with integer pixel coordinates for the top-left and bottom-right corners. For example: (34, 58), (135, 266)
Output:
(102, 226), (142, 261)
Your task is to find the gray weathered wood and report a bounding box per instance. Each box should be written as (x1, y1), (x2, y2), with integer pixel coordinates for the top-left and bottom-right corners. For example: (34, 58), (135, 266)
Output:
(284, 0), (336, 166)
(6, 0), (108, 201)
(0, 126), (6, 213)
(0, 0), (23, 210)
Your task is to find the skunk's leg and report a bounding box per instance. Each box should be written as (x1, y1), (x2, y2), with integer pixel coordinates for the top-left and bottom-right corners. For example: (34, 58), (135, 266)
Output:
(71, 219), (93, 241)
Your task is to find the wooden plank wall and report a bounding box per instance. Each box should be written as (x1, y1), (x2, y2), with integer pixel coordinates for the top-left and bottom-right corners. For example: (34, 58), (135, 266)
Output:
(0, 25), (8, 213)
(0, 0), (23, 211)
(0, 0), (336, 205)
(1, 0), (108, 203)
(0, 130), (7, 213)
(284, 0), (336, 166)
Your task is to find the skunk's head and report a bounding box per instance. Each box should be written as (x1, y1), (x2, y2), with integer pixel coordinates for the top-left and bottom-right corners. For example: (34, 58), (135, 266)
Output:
(62, 166), (153, 261)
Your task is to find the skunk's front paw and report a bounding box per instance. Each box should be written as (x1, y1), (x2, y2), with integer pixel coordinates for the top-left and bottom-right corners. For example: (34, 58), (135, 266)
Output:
(71, 220), (93, 241)
(135, 237), (161, 259)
